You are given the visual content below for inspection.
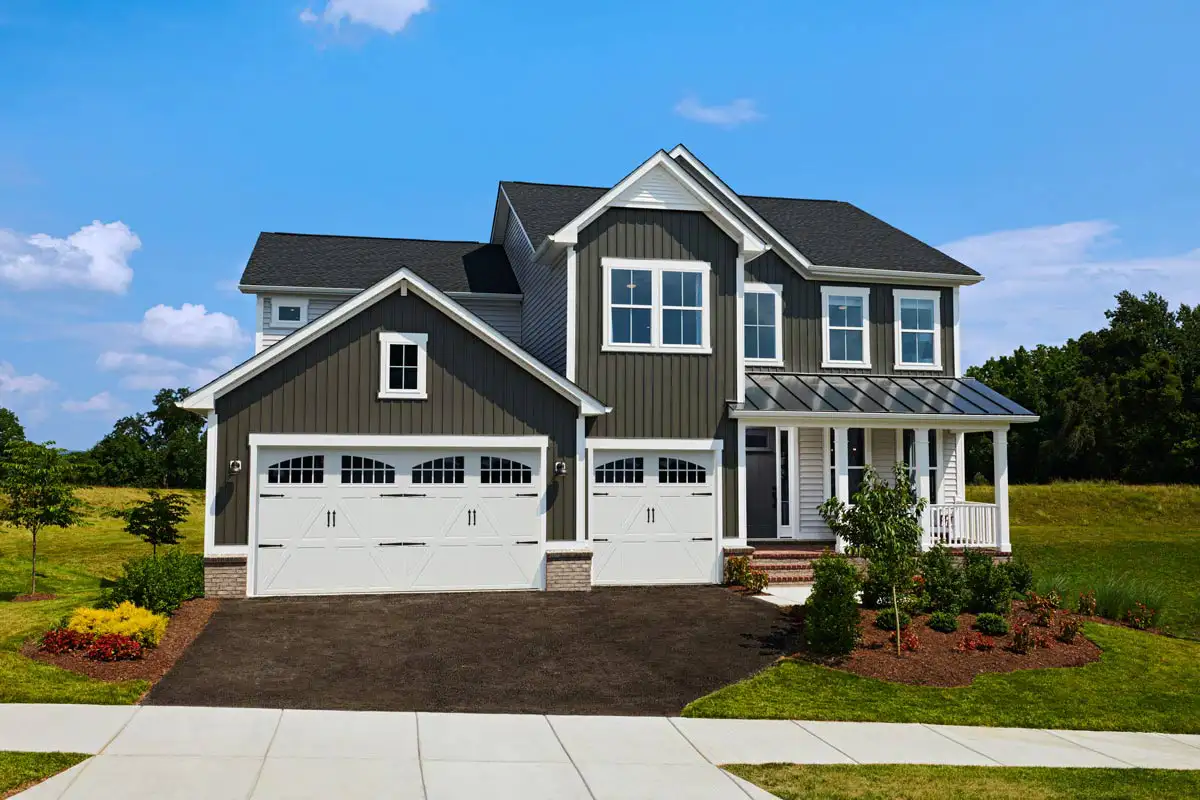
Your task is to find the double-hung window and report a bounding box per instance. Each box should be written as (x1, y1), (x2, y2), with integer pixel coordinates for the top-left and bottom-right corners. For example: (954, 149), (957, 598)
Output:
(894, 289), (942, 369)
(378, 332), (428, 400)
(744, 283), (783, 365)
(821, 286), (870, 368)
(828, 428), (869, 500)
(901, 429), (940, 503)
(602, 258), (710, 352)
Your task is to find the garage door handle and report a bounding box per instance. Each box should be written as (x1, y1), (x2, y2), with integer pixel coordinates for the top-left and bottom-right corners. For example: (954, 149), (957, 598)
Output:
(259, 493), (285, 498)
(593, 537), (610, 542)
(378, 541), (426, 547)
(380, 493), (427, 498)
(258, 543), (284, 549)
(514, 540), (538, 545)
(692, 537), (714, 542)
(691, 492), (713, 496)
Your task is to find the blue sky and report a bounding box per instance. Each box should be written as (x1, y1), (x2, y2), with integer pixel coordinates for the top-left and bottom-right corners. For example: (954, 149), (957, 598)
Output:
(2, 1), (1198, 449)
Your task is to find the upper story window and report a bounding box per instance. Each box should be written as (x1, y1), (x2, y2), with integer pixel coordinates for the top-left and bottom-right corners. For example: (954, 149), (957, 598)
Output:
(602, 258), (711, 353)
(378, 332), (428, 400)
(744, 283), (783, 366)
(894, 290), (942, 370)
(270, 297), (309, 329)
(820, 287), (870, 368)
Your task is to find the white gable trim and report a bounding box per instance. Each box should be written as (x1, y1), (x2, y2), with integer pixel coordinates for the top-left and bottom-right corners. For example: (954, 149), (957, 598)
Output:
(548, 151), (766, 257)
(179, 268), (610, 416)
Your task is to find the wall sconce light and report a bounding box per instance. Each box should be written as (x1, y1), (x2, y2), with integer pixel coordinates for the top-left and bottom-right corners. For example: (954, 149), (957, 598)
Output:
(554, 460), (567, 476)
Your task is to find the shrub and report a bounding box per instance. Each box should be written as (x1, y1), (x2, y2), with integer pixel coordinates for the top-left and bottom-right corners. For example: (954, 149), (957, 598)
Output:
(918, 546), (964, 613)
(68, 602), (167, 647)
(1010, 621), (1054, 654)
(1025, 590), (1061, 613)
(890, 628), (920, 652)
(1124, 602), (1159, 630)
(1094, 575), (1168, 626)
(927, 611), (959, 633)
(974, 612), (1009, 636)
(962, 550), (1013, 615)
(102, 549), (204, 615)
(899, 592), (927, 616)
(1058, 616), (1082, 643)
(39, 628), (94, 654)
(1076, 590), (1097, 616)
(803, 555), (862, 656)
(859, 564), (891, 610)
(1000, 560), (1035, 596)
(874, 610), (912, 631)
(84, 633), (143, 662)
(723, 556), (768, 593)
(955, 632), (995, 652)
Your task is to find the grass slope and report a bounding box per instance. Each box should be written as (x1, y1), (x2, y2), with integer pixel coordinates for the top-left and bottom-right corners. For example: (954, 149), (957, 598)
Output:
(970, 483), (1200, 639)
(0, 487), (202, 704)
(0, 752), (88, 797)
(725, 764), (1200, 800)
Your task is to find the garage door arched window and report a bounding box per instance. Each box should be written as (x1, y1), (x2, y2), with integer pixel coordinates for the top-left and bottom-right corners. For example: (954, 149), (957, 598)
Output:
(658, 457), (706, 484)
(267, 455), (325, 485)
(341, 455), (396, 485)
(412, 456), (465, 484)
(594, 457), (644, 484)
(480, 456), (533, 484)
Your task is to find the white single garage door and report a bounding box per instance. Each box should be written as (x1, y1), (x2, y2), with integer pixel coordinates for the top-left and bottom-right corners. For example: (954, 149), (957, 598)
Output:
(253, 447), (544, 596)
(589, 450), (719, 586)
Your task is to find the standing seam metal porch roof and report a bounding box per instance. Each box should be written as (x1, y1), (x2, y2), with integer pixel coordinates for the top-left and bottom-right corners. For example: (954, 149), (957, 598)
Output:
(739, 374), (1036, 418)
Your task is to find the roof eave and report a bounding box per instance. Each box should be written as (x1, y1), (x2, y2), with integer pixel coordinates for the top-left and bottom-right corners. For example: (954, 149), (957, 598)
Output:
(729, 408), (1039, 426)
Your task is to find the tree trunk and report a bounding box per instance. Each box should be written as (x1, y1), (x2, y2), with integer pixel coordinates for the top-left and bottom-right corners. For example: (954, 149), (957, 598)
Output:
(30, 527), (38, 595)
(892, 584), (901, 657)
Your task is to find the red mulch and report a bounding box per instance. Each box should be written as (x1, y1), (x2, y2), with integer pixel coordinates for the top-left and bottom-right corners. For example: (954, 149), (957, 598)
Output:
(796, 607), (1102, 687)
(23, 599), (220, 685)
(11, 593), (57, 603)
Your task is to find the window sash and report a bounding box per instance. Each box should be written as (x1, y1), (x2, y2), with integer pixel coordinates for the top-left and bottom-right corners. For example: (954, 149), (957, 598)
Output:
(744, 287), (781, 362)
(603, 260), (709, 351)
(822, 289), (870, 365)
(894, 292), (941, 367)
(378, 332), (427, 399)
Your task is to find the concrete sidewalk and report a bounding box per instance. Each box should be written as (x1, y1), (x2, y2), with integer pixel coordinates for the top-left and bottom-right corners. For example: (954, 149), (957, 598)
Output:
(2, 705), (1198, 799)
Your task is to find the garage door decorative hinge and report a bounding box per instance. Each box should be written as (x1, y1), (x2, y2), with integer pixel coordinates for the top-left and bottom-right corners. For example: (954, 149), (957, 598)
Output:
(380, 493), (427, 498)
(691, 492), (713, 496)
(515, 540), (538, 545)
(378, 541), (427, 547)
(258, 543), (284, 549)
(259, 493), (285, 498)
(513, 493), (539, 498)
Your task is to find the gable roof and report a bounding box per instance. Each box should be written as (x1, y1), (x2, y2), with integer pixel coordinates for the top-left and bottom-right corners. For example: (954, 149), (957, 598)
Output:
(181, 267), (609, 416)
(239, 233), (521, 294)
(500, 181), (607, 249)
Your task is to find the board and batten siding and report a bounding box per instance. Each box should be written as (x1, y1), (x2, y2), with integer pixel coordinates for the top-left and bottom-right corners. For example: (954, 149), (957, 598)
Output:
(745, 251), (956, 375)
(215, 289), (577, 547)
(502, 206), (567, 373)
(575, 208), (740, 539)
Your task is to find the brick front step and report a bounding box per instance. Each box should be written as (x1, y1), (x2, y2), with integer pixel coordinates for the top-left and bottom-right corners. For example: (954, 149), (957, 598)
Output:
(763, 572), (814, 585)
(751, 550), (833, 560)
(751, 560), (813, 571)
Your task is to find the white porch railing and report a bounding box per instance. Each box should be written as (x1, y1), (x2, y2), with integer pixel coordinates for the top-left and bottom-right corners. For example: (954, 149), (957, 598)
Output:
(925, 502), (998, 549)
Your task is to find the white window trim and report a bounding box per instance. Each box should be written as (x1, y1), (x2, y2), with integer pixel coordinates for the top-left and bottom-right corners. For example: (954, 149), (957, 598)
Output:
(744, 282), (784, 367)
(378, 332), (428, 400)
(893, 288), (943, 371)
(601, 258), (712, 354)
(270, 296), (309, 329)
(823, 426), (872, 500)
(820, 286), (871, 369)
(897, 428), (941, 502)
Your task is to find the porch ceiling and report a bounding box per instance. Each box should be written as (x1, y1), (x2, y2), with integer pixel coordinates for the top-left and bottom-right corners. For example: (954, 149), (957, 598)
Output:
(737, 373), (1036, 420)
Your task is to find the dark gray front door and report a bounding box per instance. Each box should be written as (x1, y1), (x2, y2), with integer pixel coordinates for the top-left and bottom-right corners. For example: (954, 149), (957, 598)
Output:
(746, 427), (777, 539)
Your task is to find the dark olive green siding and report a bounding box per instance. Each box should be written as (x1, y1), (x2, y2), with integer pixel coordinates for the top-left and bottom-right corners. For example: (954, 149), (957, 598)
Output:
(745, 251), (956, 375)
(214, 290), (577, 546)
(575, 208), (740, 538)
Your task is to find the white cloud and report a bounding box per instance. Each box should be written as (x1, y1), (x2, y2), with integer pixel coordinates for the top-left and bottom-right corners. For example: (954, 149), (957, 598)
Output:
(0, 220), (139, 293)
(97, 351), (187, 373)
(139, 303), (246, 349)
(0, 362), (54, 395)
(674, 95), (763, 127)
(61, 391), (124, 414)
(940, 221), (1200, 367)
(97, 350), (237, 390)
(301, 0), (430, 34)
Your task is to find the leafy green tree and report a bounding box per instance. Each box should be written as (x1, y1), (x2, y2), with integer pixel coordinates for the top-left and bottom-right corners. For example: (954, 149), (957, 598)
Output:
(0, 407), (24, 481)
(120, 491), (190, 556)
(819, 465), (926, 656)
(0, 441), (82, 596)
(85, 387), (207, 489)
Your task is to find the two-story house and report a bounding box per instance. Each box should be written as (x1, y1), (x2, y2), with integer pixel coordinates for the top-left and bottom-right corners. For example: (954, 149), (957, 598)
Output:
(180, 146), (1036, 598)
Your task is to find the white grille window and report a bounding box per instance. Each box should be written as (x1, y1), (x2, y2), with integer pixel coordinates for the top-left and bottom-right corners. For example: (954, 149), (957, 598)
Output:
(594, 457), (644, 484)
(267, 455), (324, 485)
(378, 332), (428, 400)
(480, 456), (533, 485)
(341, 455), (396, 485)
(412, 456), (464, 485)
(658, 457), (706, 484)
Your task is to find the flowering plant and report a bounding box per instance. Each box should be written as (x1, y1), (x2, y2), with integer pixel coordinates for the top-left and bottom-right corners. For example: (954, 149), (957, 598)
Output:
(40, 628), (95, 654)
(954, 632), (995, 652)
(1124, 602), (1157, 630)
(890, 628), (920, 652)
(84, 633), (143, 662)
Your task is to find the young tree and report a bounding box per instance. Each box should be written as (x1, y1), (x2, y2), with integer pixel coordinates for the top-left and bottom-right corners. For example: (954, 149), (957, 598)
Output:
(122, 491), (190, 556)
(819, 464), (926, 656)
(0, 408), (24, 481)
(0, 441), (82, 596)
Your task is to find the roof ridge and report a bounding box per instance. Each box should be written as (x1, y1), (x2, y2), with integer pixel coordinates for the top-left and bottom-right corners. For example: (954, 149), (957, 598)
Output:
(741, 194), (848, 204)
(500, 179), (610, 191)
(264, 231), (491, 245)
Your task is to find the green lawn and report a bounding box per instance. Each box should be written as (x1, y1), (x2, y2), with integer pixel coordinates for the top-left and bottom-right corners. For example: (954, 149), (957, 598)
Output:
(0, 752), (88, 797)
(724, 764), (1200, 800)
(0, 487), (203, 704)
(968, 483), (1200, 640)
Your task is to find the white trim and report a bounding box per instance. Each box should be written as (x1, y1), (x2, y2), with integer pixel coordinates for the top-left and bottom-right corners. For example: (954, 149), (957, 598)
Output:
(893, 288), (943, 371)
(249, 433), (550, 449)
(735, 255), (746, 402)
(809, 265), (984, 287)
(500, 184), (537, 254)
(600, 258), (712, 354)
(585, 437), (724, 452)
(565, 246), (578, 381)
(377, 331), (428, 400)
(820, 286), (872, 369)
(731, 410), (1038, 427)
(774, 427), (798, 538)
(736, 419), (747, 541)
(445, 291), (524, 300)
(575, 416), (586, 542)
(953, 286), (962, 377)
(178, 267), (610, 416)
(993, 427), (1011, 554)
(896, 427), (941, 503)
(203, 412), (218, 555)
(241, 284), (359, 296)
(549, 150), (766, 257)
(955, 430), (966, 501)
(269, 296), (309, 329)
(744, 282), (784, 367)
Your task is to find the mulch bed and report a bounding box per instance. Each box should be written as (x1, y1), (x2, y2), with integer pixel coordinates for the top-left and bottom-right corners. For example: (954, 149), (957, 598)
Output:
(11, 593), (57, 603)
(797, 608), (1102, 688)
(22, 599), (220, 685)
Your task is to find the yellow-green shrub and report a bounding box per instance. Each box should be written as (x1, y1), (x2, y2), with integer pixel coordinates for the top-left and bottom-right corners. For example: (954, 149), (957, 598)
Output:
(68, 602), (168, 647)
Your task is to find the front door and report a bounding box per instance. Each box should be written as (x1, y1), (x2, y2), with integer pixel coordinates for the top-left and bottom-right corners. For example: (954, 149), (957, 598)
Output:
(746, 428), (778, 539)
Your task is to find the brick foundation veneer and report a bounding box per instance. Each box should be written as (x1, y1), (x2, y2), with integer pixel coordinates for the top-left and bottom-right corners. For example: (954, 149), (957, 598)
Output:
(204, 555), (247, 598)
(545, 550), (592, 591)
(722, 545), (755, 581)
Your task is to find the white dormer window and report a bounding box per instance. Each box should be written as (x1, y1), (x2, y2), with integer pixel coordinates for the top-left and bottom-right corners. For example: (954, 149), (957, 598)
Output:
(378, 332), (428, 400)
(894, 289), (942, 370)
(601, 258), (711, 353)
(271, 297), (308, 329)
(820, 286), (870, 368)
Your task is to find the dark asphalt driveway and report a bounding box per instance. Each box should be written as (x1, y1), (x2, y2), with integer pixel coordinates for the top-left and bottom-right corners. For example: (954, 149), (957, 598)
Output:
(146, 586), (800, 715)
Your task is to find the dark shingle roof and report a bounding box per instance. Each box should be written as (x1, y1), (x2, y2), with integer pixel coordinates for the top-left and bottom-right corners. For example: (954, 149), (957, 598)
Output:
(239, 233), (520, 294)
(500, 181), (606, 247)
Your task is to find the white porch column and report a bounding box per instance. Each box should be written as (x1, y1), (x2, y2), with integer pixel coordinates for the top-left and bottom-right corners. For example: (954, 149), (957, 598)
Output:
(993, 427), (1011, 553)
(914, 427), (932, 550)
(833, 426), (849, 553)
(736, 419), (748, 541)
